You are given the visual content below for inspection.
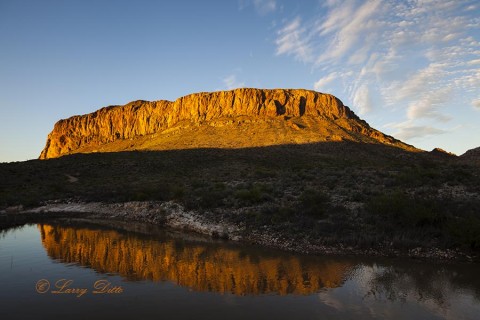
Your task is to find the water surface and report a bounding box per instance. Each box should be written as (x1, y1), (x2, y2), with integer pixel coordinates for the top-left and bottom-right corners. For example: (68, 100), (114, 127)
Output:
(0, 221), (479, 319)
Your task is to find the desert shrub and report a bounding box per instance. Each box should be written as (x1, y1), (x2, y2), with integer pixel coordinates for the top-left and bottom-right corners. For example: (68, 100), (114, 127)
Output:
(185, 182), (232, 209)
(299, 189), (329, 218)
(259, 204), (296, 224)
(254, 167), (276, 179)
(395, 166), (443, 187)
(234, 184), (272, 206)
(350, 191), (366, 202)
(171, 185), (185, 200)
(443, 165), (474, 185)
(367, 192), (446, 228)
(125, 183), (173, 202)
(446, 215), (480, 250)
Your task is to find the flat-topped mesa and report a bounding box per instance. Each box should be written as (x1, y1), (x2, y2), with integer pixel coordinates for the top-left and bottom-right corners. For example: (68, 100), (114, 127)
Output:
(39, 88), (415, 159)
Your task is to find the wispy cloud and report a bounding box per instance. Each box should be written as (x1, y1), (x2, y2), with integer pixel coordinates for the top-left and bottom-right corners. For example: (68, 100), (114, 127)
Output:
(223, 74), (245, 90)
(274, 0), (479, 143)
(239, 0), (276, 15)
(253, 0), (276, 14)
(352, 84), (372, 115)
(275, 17), (312, 63)
(473, 98), (480, 110)
(390, 122), (448, 140)
(315, 0), (382, 64)
(406, 87), (452, 122)
(313, 72), (339, 91)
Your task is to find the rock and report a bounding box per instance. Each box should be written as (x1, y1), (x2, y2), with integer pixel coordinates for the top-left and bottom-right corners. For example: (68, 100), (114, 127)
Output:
(5, 205), (24, 213)
(39, 88), (417, 159)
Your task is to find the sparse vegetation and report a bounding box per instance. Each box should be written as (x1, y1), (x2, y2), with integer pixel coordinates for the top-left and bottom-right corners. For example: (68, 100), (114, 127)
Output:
(1, 142), (480, 257)
(299, 189), (329, 218)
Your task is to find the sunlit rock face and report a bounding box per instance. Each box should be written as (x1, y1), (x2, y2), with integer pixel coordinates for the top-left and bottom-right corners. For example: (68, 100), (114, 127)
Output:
(39, 224), (353, 295)
(39, 88), (416, 159)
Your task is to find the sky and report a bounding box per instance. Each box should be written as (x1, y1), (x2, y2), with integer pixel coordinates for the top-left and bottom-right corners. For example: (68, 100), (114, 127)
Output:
(0, 0), (479, 162)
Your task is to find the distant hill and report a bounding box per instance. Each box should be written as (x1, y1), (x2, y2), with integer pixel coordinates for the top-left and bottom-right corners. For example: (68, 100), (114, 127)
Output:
(39, 88), (417, 159)
(461, 146), (480, 162)
(429, 148), (457, 158)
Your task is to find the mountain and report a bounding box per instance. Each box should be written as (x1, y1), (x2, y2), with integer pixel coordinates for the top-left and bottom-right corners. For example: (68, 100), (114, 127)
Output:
(461, 146), (480, 162)
(39, 88), (416, 159)
(429, 148), (456, 157)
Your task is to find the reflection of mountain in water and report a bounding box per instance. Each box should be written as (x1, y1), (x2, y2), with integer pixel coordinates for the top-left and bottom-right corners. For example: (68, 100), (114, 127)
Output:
(38, 224), (353, 295)
(362, 262), (480, 306)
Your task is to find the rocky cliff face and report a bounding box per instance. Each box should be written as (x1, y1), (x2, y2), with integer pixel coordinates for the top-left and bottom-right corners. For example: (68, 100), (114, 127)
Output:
(40, 88), (415, 159)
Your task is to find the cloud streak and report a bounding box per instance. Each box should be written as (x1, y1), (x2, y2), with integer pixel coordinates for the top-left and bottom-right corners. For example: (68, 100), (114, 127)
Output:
(392, 123), (448, 141)
(275, 17), (312, 63)
(473, 98), (480, 110)
(313, 72), (339, 91)
(274, 0), (480, 143)
(253, 0), (276, 15)
(223, 74), (245, 90)
(239, 0), (276, 15)
(315, 0), (382, 64)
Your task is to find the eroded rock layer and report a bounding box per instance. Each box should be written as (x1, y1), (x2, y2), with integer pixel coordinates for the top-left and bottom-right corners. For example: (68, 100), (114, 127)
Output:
(40, 88), (415, 159)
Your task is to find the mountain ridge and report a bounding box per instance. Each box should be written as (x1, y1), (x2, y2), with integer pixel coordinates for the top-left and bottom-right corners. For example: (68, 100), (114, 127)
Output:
(461, 146), (480, 162)
(39, 88), (417, 159)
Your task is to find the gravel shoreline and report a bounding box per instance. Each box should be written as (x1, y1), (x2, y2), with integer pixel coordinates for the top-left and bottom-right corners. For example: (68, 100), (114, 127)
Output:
(1, 200), (477, 262)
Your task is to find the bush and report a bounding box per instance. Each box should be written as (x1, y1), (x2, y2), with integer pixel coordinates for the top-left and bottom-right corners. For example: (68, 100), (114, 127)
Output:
(299, 189), (329, 218)
(366, 192), (445, 228)
(447, 215), (480, 250)
(234, 184), (271, 205)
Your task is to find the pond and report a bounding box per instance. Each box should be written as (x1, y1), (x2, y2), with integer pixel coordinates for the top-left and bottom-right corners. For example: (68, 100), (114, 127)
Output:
(0, 220), (479, 319)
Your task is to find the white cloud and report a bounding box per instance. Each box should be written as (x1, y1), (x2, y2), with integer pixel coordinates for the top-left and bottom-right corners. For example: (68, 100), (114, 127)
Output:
(239, 0), (276, 15)
(253, 0), (276, 15)
(313, 72), (339, 91)
(352, 84), (372, 115)
(465, 4), (477, 11)
(406, 87), (452, 122)
(315, 0), (382, 64)
(392, 123), (448, 140)
(387, 64), (446, 102)
(384, 64), (452, 122)
(223, 74), (245, 90)
(274, 0), (479, 141)
(316, 2), (356, 36)
(468, 59), (480, 65)
(472, 98), (480, 110)
(275, 17), (312, 63)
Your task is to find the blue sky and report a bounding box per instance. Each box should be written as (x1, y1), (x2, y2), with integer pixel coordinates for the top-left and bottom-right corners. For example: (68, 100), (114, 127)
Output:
(0, 0), (479, 162)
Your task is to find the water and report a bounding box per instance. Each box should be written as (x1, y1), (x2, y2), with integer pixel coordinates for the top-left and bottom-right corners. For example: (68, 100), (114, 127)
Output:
(0, 220), (479, 319)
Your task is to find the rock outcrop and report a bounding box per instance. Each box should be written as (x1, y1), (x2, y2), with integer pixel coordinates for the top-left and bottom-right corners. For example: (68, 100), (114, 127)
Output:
(39, 88), (416, 159)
